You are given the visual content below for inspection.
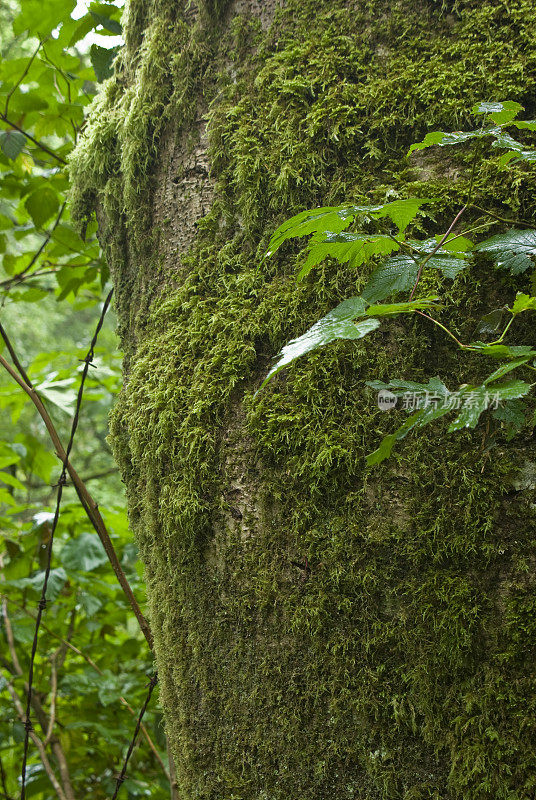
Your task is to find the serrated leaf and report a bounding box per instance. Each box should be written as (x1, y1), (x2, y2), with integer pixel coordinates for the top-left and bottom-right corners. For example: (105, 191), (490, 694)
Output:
(60, 532), (108, 572)
(475, 229), (536, 274)
(365, 296), (438, 316)
(492, 399), (526, 440)
(0, 130), (26, 160)
(361, 243), (467, 303)
(260, 298), (379, 388)
(374, 198), (431, 233)
(298, 233), (398, 280)
(24, 187), (60, 229)
(408, 128), (495, 155)
(511, 293), (536, 314)
(449, 380), (531, 431)
(265, 205), (371, 258)
(483, 357), (532, 384)
(491, 131), (536, 165)
(468, 342), (536, 359)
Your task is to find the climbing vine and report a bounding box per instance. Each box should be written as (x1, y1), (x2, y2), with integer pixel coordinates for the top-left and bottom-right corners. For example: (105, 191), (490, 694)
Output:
(261, 101), (536, 464)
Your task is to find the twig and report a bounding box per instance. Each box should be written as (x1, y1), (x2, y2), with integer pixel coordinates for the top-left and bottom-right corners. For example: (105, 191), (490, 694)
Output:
(111, 673), (159, 800)
(1, 203), (65, 290)
(470, 204), (535, 228)
(409, 205), (467, 300)
(4, 43), (42, 117)
(0, 753), (13, 800)
(18, 288), (120, 800)
(0, 113), (67, 165)
(2, 600), (22, 674)
(167, 740), (180, 800)
(0, 310), (153, 651)
(2, 678), (68, 800)
(43, 655), (58, 747)
(0, 595), (166, 779)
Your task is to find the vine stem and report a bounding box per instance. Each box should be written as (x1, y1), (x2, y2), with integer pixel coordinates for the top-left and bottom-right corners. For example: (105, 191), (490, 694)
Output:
(0, 307), (153, 652)
(409, 205), (467, 300)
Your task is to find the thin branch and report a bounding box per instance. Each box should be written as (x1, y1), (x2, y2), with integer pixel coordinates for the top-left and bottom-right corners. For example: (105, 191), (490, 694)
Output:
(470, 204), (535, 228)
(0, 753), (14, 800)
(0, 595), (167, 780)
(1, 203), (66, 290)
(2, 600), (23, 675)
(2, 677), (68, 800)
(111, 673), (159, 800)
(0, 113), (67, 165)
(4, 43), (42, 117)
(0, 310), (153, 651)
(409, 205), (467, 300)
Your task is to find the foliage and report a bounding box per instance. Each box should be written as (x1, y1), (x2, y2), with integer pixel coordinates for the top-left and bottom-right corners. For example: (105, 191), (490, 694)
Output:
(260, 102), (536, 464)
(0, 2), (168, 798)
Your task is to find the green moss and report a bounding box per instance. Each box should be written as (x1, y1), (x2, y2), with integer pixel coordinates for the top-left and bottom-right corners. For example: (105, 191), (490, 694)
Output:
(71, 0), (536, 797)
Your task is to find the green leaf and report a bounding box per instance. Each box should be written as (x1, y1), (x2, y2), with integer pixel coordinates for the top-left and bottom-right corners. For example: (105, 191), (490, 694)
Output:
(260, 298), (379, 388)
(90, 10), (122, 34)
(374, 198), (431, 233)
(298, 233), (398, 280)
(449, 380), (531, 431)
(475, 229), (536, 275)
(24, 187), (60, 229)
(13, 0), (76, 37)
(408, 128), (494, 155)
(483, 358), (532, 384)
(471, 101), (523, 125)
(0, 130), (26, 160)
(90, 44), (120, 82)
(60, 532), (108, 572)
(365, 296), (438, 316)
(468, 342), (536, 359)
(265, 205), (367, 258)
(511, 292), (536, 314)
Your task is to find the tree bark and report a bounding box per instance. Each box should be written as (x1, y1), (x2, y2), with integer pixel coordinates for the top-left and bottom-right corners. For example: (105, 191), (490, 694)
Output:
(71, 0), (536, 797)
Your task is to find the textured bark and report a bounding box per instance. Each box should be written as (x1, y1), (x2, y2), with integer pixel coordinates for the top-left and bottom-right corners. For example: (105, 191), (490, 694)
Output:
(71, 0), (536, 797)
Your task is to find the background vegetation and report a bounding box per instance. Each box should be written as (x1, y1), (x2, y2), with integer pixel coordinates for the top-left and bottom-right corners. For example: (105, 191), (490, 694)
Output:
(0, 2), (168, 797)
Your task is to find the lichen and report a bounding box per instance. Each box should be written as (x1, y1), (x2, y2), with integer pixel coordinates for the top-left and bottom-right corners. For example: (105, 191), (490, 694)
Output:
(70, 0), (536, 797)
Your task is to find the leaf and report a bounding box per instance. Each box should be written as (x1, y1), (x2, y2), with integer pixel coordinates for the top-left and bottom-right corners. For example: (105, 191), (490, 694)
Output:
(90, 44), (120, 82)
(408, 127), (495, 155)
(366, 378), (532, 464)
(265, 205), (368, 258)
(448, 380), (531, 431)
(60, 532), (108, 572)
(90, 11), (122, 34)
(260, 298), (379, 388)
(265, 199), (430, 261)
(374, 198), (431, 233)
(9, 568), (68, 602)
(298, 233), (398, 280)
(511, 292), (536, 314)
(360, 243), (467, 303)
(12, 0), (76, 37)
(483, 358), (532, 385)
(365, 296), (438, 316)
(475, 229), (536, 275)
(24, 187), (60, 229)
(491, 131), (536, 165)
(0, 130), (26, 160)
(361, 256), (418, 303)
(468, 342), (536, 359)
(471, 101), (523, 125)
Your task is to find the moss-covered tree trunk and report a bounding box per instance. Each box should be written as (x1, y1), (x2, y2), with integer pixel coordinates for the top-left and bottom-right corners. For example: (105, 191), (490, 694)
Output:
(71, 0), (536, 797)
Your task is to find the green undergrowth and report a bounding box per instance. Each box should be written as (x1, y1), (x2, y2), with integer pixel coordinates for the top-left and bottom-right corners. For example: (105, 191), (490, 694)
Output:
(70, 0), (536, 797)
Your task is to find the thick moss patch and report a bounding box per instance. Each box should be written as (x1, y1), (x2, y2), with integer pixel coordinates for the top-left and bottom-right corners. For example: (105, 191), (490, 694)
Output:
(71, 0), (536, 797)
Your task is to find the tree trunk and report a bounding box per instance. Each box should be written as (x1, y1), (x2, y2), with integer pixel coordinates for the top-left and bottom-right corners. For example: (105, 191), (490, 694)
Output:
(71, 0), (536, 797)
